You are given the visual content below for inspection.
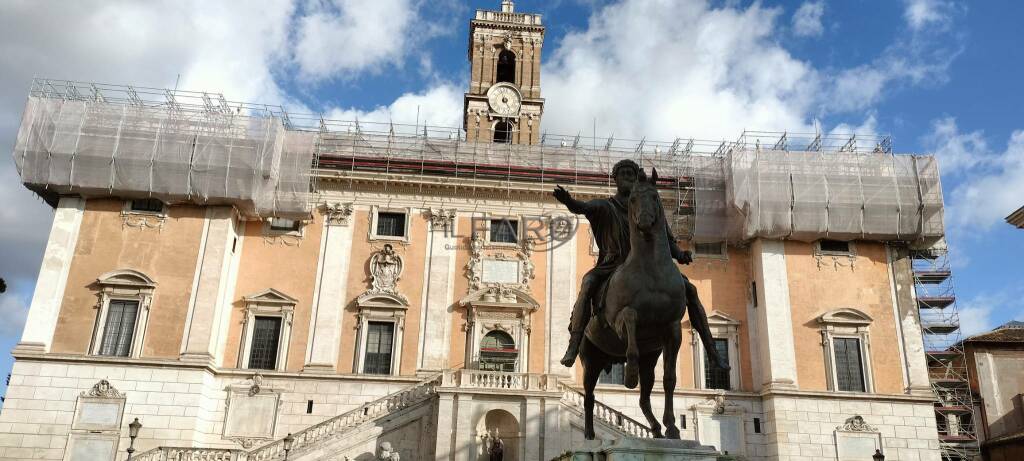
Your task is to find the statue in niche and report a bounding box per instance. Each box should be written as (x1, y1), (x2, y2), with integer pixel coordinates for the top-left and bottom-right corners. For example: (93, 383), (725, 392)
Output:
(369, 244), (403, 295)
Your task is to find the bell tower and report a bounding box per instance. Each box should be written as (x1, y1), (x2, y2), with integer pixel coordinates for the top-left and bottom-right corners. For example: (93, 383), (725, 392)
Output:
(464, 1), (545, 145)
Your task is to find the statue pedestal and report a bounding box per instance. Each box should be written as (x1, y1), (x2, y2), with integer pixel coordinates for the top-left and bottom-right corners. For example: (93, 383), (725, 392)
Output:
(552, 438), (733, 461)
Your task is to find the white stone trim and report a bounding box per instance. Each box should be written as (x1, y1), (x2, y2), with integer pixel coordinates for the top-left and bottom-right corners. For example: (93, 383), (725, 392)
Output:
(238, 289), (297, 372)
(120, 198), (168, 231)
(368, 205), (412, 242)
(751, 239), (799, 390)
(304, 213), (354, 371)
(17, 197), (85, 353)
(691, 312), (742, 391)
(89, 269), (156, 359)
(692, 241), (728, 260)
(461, 287), (538, 372)
(478, 213), (522, 248)
(354, 302), (407, 376)
(818, 308), (875, 393)
(417, 210), (459, 371)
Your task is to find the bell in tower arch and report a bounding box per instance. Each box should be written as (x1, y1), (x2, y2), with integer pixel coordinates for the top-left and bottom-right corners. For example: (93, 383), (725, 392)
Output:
(496, 49), (516, 84)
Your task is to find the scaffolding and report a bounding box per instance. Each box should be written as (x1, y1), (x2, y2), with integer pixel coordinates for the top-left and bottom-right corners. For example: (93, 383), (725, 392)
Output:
(13, 79), (945, 244)
(912, 248), (981, 460)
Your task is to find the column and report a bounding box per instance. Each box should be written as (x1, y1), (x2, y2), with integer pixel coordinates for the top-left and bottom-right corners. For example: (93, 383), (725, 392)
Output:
(418, 209), (457, 371)
(180, 206), (237, 363)
(304, 203), (355, 372)
(14, 197), (85, 353)
(750, 239), (799, 390)
(888, 244), (935, 395)
(546, 222), (576, 376)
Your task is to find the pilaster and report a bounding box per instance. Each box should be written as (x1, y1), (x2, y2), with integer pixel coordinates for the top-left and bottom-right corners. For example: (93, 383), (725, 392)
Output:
(546, 227), (576, 377)
(180, 206), (237, 364)
(887, 244), (935, 396)
(418, 209), (458, 372)
(304, 203), (355, 372)
(14, 196), (85, 354)
(751, 239), (799, 390)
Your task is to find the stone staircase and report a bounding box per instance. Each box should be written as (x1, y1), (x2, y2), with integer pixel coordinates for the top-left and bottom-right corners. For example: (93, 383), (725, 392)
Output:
(132, 371), (652, 460)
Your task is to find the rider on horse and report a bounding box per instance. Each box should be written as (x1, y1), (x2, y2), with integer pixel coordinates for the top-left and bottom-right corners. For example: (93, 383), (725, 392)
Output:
(554, 159), (728, 371)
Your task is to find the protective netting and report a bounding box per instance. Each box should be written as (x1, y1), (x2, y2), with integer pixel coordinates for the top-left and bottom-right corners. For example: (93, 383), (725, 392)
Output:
(725, 149), (945, 242)
(12, 84), (945, 242)
(13, 96), (312, 219)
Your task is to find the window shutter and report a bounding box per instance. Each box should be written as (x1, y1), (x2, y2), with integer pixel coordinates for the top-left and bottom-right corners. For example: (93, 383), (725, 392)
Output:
(833, 338), (866, 392)
(100, 300), (139, 357)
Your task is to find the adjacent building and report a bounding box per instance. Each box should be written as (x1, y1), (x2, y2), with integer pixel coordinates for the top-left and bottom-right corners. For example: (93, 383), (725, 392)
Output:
(0, 2), (968, 461)
(961, 322), (1024, 460)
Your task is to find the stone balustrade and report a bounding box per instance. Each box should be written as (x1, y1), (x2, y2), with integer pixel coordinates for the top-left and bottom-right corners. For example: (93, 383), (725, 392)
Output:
(474, 10), (542, 25)
(449, 369), (552, 391)
(133, 447), (243, 461)
(558, 383), (654, 439)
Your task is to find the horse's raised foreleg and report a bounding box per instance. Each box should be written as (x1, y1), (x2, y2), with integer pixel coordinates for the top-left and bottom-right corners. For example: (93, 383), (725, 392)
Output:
(616, 306), (640, 389)
(662, 323), (683, 438)
(580, 339), (604, 440)
(638, 351), (664, 438)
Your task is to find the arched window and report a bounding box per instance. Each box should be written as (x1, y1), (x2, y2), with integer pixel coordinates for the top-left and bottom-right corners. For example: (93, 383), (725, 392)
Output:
(493, 120), (513, 144)
(479, 330), (517, 372)
(496, 49), (516, 84)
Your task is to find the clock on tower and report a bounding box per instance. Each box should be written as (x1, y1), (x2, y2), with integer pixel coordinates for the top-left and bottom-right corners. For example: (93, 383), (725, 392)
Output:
(463, 1), (545, 145)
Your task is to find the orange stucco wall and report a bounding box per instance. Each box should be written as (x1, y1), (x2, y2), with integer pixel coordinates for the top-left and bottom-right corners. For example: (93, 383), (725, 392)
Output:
(52, 199), (204, 357)
(223, 211), (325, 371)
(336, 210), (428, 376)
(785, 240), (904, 394)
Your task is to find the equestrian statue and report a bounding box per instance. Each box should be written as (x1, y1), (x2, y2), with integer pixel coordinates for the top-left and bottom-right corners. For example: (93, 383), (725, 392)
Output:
(554, 159), (728, 440)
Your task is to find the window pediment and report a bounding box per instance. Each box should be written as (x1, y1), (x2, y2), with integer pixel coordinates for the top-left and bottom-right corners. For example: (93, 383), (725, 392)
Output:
(243, 288), (298, 307)
(356, 292), (410, 310)
(818, 308), (873, 327)
(707, 311), (741, 327)
(460, 287), (539, 312)
(96, 269), (156, 289)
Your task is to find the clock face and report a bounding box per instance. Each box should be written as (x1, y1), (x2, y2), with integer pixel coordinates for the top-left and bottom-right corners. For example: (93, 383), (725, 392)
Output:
(488, 84), (521, 117)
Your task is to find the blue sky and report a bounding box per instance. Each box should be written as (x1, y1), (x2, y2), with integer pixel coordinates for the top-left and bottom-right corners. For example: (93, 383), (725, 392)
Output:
(1, 0), (1022, 399)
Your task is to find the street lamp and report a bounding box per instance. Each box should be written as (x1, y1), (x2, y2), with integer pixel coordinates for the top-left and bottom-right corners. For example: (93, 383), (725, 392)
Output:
(872, 449), (885, 461)
(126, 418), (142, 460)
(283, 433), (294, 460)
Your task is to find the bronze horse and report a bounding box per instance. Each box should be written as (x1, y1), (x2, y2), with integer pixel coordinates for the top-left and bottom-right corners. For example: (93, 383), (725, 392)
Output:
(579, 168), (687, 440)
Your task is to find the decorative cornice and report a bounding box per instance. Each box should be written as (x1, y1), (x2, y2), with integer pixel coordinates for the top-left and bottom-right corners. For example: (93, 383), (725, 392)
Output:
(426, 208), (457, 233)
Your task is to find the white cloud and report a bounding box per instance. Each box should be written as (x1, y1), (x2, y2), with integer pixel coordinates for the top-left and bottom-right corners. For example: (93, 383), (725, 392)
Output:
(0, 292), (31, 339)
(542, 1), (819, 140)
(923, 117), (1024, 231)
(792, 1), (825, 37)
(292, 0), (417, 82)
(903, 0), (954, 31)
(324, 83), (463, 129)
(957, 290), (1024, 337)
(957, 301), (995, 338)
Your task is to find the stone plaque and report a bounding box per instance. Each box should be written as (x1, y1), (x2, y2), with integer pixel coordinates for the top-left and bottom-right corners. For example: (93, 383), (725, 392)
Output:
(482, 259), (520, 284)
(76, 402), (121, 427)
(697, 414), (744, 456)
(224, 391), (279, 439)
(835, 431), (882, 461)
(65, 434), (117, 461)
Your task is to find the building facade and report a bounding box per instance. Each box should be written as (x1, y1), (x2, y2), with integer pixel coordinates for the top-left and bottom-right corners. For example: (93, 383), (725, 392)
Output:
(1, 3), (954, 461)
(962, 322), (1024, 460)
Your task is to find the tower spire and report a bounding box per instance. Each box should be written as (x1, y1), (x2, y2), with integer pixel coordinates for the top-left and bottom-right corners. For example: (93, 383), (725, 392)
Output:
(501, 1), (514, 13)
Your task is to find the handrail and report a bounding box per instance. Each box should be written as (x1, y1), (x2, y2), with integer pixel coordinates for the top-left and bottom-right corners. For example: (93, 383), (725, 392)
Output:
(245, 374), (442, 461)
(556, 382), (653, 439)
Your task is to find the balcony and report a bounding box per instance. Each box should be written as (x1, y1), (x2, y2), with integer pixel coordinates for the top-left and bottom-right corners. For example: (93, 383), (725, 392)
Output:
(440, 369), (556, 392)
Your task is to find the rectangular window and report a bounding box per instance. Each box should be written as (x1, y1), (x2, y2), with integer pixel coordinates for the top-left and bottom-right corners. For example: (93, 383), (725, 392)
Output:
(247, 317), (282, 370)
(490, 219), (518, 244)
(819, 239), (851, 254)
(694, 242), (725, 257)
(130, 198), (163, 213)
(364, 321), (395, 375)
(269, 218), (300, 232)
(833, 337), (866, 392)
(98, 300), (139, 357)
(704, 338), (731, 390)
(598, 362), (625, 385)
(376, 212), (406, 238)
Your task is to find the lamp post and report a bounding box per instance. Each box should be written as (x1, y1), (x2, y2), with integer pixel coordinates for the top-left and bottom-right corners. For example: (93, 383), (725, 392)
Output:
(283, 433), (294, 461)
(126, 418), (142, 460)
(873, 448), (885, 461)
